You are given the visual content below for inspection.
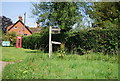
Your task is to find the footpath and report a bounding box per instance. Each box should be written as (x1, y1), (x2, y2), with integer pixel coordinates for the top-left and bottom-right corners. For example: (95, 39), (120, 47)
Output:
(0, 61), (14, 80)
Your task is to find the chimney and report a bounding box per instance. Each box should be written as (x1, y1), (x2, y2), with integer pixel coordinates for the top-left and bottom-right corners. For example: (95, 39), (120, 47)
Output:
(36, 22), (40, 28)
(18, 16), (23, 21)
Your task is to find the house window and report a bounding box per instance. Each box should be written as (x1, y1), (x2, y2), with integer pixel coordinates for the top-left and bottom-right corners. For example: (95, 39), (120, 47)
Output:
(22, 27), (24, 30)
(24, 34), (28, 35)
(14, 26), (17, 29)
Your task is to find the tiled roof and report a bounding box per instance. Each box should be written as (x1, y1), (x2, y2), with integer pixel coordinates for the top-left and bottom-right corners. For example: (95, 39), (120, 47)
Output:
(29, 27), (42, 33)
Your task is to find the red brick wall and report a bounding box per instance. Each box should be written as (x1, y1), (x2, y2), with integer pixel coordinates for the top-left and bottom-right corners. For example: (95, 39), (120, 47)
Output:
(8, 21), (32, 36)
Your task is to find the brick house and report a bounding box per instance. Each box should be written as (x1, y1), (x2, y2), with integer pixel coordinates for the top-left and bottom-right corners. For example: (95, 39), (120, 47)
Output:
(6, 16), (32, 36)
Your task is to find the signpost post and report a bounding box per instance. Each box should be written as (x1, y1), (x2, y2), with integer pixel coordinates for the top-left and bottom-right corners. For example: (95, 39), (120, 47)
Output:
(49, 26), (61, 58)
(49, 26), (52, 58)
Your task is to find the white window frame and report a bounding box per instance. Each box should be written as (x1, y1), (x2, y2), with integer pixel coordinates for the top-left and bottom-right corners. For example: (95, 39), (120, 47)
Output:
(14, 26), (18, 29)
(22, 27), (24, 30)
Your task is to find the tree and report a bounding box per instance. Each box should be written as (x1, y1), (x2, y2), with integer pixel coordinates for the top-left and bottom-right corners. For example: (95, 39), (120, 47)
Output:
(32, 2), (82, 32)
(2, 32), (17, 46)
(88, 2), (120, 29)
(0, 16), (13, 32)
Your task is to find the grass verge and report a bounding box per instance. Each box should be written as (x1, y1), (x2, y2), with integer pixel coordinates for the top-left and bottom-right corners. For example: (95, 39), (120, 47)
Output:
(2, 47), (39, 62)
(2, 52), (118, 79)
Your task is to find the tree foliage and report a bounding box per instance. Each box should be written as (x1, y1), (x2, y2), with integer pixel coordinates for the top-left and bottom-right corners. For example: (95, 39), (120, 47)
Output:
(32, 2), (82, 32)
(2, 32), (17, 46)
(0, 16), (13, 32)
(88, 2), (120, 29)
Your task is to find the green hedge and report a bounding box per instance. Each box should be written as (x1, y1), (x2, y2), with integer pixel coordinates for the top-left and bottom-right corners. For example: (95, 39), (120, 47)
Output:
(22, 33), (49, 51)
(22, 28), (119, 54)
(65, 29), (119, 55)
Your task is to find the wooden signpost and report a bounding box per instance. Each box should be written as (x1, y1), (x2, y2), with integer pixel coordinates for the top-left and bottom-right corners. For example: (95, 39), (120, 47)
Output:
(52, 41), (61, 45)
(49, 26), (61, 58)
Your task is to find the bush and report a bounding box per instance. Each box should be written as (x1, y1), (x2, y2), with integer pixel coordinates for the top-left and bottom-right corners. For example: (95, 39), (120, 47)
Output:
(22, 28), (119, 55)
(2, 32), (17, 46)
(66, 29), (119, 55)
(22, 28), (49, 51)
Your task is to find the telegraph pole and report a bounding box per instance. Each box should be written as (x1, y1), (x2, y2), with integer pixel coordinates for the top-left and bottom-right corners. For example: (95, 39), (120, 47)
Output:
(24, 12), (26, 25)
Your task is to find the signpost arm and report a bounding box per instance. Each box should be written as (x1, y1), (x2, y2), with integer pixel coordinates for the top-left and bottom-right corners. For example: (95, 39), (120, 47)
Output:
(49, 26), (52, 58)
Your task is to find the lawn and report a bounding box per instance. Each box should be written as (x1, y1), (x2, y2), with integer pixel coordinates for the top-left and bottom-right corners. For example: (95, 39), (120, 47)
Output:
(2, 47), (38, 62)
(2, 47), (118, 79)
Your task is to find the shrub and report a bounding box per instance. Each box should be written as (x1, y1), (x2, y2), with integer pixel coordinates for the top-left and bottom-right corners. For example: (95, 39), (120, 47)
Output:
(22, 28), (49, 51)
(66, 29), (119, 55)
(2, 32), (17, 46)
(22, 28), (119, 55)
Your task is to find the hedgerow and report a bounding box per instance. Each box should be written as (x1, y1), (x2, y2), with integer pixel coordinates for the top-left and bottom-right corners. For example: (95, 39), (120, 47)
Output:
(22, 28), (119, 55)
(65, 29), (119, 55)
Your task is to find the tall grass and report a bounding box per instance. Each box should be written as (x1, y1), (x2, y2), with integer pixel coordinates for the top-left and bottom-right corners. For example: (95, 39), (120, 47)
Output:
(2, 52), (118, 79)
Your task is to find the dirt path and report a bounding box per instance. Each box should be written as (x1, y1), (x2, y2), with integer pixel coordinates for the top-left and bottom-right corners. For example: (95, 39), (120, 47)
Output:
(0, 61), (14, 79)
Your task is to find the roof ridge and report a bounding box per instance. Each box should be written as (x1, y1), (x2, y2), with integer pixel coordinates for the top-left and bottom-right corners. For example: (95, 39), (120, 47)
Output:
(8, 20), (32, 34)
